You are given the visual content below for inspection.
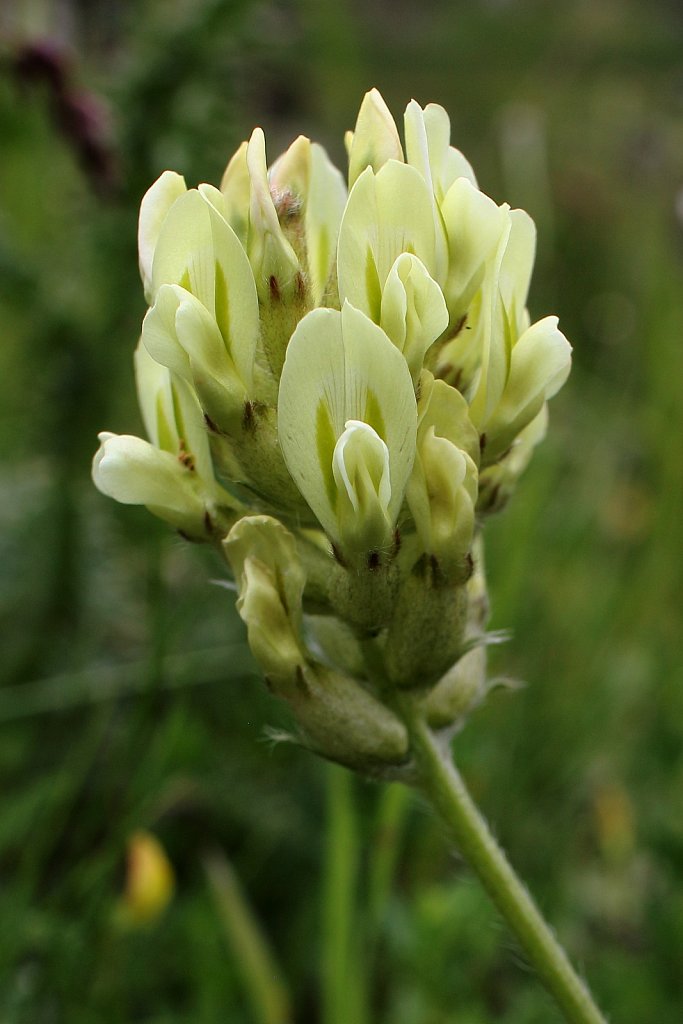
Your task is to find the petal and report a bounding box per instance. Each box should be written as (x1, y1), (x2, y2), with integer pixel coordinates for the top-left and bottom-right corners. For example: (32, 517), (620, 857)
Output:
(402, 100), (449, 281)
(440, 177), (511, 321)
(347, 88), (403, 188)
(333, 420), (391, 514)
(134, 340), (215, 483)
(277, 302), (417, 545)
(331, 419), (395, 553)
(405, 100), (478, 199)
(133, 337), (175, 449)
(465, 221), (514, 429)
(483, 315), (572, 461)
(138, 171), (187, 303)
(219, 140), (250, 246)
(268, 133), (310, 196)
(499, 208), (536, 334)
(142, 283), (249, 432)
(477, 404), (549, 513)
(305, 143), (347, 305)
(416, 372), (480, 466)
(152, 189), (259, 390)
(380, 253), (448, 380)
(92, 432), (205, 522)
(224, 514), (305, 636)
(141, 285), (191, 384)
(337, 161), (437, 321)
(245, 127), (300, 298)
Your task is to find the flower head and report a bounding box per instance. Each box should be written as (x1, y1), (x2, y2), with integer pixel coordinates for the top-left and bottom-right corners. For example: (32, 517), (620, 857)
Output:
(93, 90), (572, 768)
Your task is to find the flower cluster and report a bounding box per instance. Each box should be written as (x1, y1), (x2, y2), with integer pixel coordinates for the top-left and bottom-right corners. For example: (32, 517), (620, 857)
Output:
(93, 90), (571, 773)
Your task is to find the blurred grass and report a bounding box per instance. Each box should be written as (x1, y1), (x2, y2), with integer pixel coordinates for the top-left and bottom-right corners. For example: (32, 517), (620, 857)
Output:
(1, 0), (683, 1021)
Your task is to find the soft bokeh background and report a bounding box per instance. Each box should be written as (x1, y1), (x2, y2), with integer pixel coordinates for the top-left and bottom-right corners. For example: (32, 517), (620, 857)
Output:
(2, 1), (683, 1021)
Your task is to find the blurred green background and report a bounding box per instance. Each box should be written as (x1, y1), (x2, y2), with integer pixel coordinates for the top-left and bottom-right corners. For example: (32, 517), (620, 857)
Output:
(1, 0), (683, 1021)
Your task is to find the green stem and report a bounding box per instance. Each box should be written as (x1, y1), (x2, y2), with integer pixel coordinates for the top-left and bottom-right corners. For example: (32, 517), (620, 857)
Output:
(321, 764), (365, 1024)
(399, 696), (608, 1024)
(368, 782), (410, 930)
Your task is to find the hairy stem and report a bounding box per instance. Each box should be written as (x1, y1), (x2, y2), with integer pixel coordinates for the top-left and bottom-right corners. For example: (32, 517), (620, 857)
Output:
(398, 695), (608, 1024)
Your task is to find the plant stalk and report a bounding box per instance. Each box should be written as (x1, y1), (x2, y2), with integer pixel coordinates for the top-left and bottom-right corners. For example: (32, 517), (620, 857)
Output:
(321, 764), (365, 1024)
(398, 696), (608, 1024)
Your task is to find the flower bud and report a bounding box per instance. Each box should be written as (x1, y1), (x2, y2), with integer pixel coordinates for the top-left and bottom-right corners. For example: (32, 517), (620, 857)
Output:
(269, 135), (347, 306)
(224, 516), (306, 688)
(224, 516), (408, 771)
(346, 88), (403, 188)
(406, 373), (479, 581)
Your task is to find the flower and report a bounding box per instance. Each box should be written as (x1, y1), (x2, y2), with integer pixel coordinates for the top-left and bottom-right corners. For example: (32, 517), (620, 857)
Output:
(93, 90), (571, 767)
